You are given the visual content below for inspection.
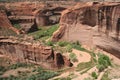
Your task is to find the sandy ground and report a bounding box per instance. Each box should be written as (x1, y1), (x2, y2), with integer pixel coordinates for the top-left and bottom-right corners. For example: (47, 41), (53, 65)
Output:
(49, 49), (91, 80)
(73, 66), (98, 80)
(72, 49), (91, 67)
(50, 47), (120, 80)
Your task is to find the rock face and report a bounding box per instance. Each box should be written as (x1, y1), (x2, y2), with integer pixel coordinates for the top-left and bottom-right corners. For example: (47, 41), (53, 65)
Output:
(35, 7), (66, 26)
(0, 2), (75, 34)
(52, 2), (120, 58)
(0, 10), (20, 34)
(0, 37), (72, 69)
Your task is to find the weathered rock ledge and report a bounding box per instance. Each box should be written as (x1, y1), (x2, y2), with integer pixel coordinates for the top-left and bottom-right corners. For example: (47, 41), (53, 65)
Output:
(0, 36), (72, 69)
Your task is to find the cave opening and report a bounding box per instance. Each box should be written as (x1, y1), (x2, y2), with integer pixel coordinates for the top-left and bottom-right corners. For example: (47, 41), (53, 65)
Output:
(56, 53), (64, 68)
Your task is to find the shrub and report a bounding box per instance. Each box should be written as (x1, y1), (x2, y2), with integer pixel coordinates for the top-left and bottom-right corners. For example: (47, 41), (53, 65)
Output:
(91, 72), (98, 79)
(46, 41), (54, 46)
(0, 66), (6, 75)
(58, 41), (69, 47)
(0, 66), (6, 72)
(66, 44), (72, 52)
(97, 54), (111, 72)
(72, 41), (81, 46)
(69, 52), (78, 62)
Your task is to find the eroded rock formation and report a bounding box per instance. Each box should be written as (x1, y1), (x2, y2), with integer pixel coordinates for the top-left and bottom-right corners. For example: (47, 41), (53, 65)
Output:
(0, 2), (75, 33)
(0, 36), (72, 69)
(52, 2), (120, 58)
(0, 10), (20, 34)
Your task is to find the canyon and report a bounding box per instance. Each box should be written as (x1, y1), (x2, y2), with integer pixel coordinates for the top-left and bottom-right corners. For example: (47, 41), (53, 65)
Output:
(0, 1), (76, 34)
(0, 1), (120, 80)
(0, 1), (76, 69)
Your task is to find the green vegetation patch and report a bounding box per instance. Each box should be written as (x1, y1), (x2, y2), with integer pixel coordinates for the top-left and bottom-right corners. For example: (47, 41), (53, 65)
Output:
(8, 62), (34, 69)
(46, 40), (55, 46)
(97, 54), (111, 72)
(25, 66), (59, 80)
(58, 41), (69, 47)
(56, 41), (86, 53)
(91, 72), (98, 79)
(76, 61), (94, 71)
(65, 44), (72, 52)
(29, 24), (59, 40)
(69, 52), (78, 62)
(0, 66), (59, 80)
(0, 66), (7, 75)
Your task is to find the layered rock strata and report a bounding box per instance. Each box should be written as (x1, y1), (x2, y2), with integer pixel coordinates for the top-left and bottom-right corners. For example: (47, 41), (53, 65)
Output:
(0, 36), (72, 69)
(52, 2), (120, 58)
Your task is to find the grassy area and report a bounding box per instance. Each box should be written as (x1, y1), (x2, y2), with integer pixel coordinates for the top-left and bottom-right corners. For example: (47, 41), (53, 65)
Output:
(97, 53), (111, 72)
(54, 41), (87, 53)
(28, 24), (59, 40)
(8, 62), (34, 69)
(69, 52), (78, 62)
(76, 61), (94, 71)
(101, 71), (110, 80)
(0, 65), (59, 80)
(0, 62), (34, 76)
(57, 41), (69, 47)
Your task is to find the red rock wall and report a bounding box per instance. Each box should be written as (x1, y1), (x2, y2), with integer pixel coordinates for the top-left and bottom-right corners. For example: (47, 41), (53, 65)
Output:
(0, 10), (20, 34)
(0, 37), (72, 69)
(52, 2), (120, 58)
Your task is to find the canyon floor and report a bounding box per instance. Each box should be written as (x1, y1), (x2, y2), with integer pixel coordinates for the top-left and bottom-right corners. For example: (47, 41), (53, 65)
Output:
(0, 24), (120, 80)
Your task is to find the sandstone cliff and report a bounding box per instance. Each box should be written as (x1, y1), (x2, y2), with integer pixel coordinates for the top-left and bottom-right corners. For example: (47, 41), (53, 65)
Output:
(52, 2), (120, 58)
(0, 10), (20, 34)
(0, 36), (72, 69)
(0, 2), (73, 33)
